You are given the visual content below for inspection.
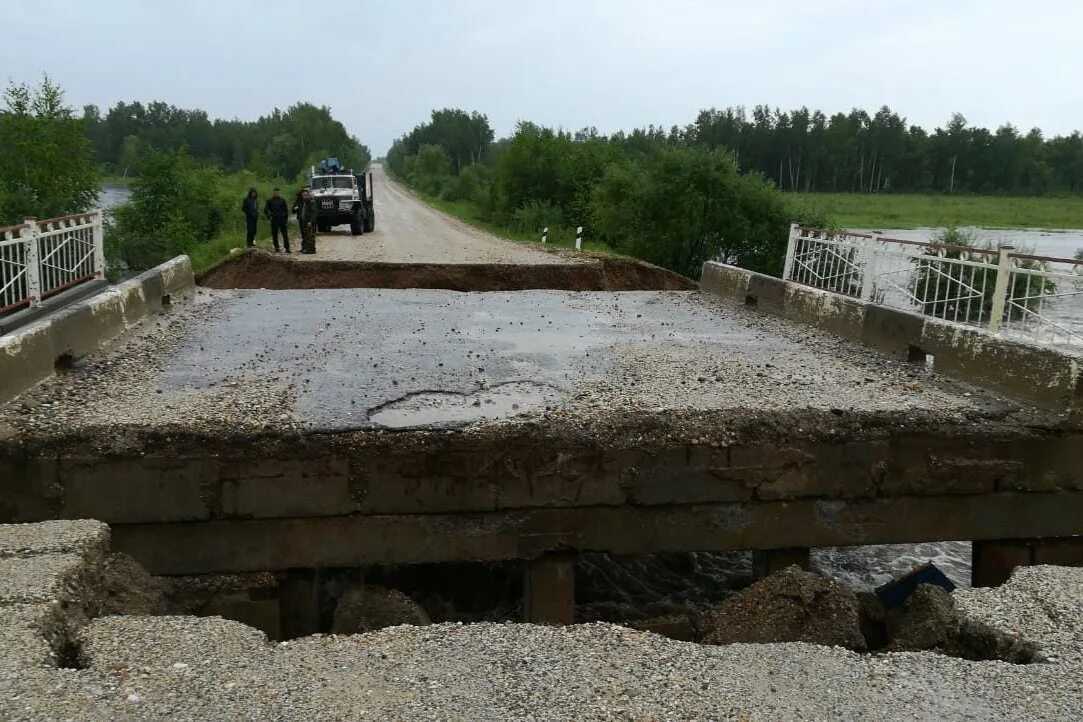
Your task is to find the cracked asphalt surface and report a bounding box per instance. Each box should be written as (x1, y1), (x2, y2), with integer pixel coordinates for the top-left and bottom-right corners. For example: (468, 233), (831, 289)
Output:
(0, 287), (1035, 441)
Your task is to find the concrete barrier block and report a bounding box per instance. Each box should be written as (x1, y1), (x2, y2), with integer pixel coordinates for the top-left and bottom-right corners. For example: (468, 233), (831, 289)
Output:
(920, 321), (1080, 409)
(0, 255), (195, 405)
(116, 281), (153, 327)
(782, 284), (865, 339)
(699, 262), (752, 301)
(0, 326), (56, 404)
(745, 273), (788, 310)
(157, 255), (196, 297)
(861, 305), (926, 358)
(59, 301), (125, 359)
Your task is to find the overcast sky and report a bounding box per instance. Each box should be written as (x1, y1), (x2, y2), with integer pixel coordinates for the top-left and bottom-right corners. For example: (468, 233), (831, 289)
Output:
(3, 0), (1081, 154)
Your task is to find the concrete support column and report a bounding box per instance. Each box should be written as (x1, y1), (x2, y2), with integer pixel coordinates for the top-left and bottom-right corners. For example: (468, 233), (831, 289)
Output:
(524, 553), (575, 624)
(752, 547), (811, 579)
(973, 537), (1083, 587)
(278, 568), (321, 639)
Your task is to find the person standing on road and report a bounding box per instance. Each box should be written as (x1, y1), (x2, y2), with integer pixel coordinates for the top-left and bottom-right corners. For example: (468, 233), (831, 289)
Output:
(241, 187), (260, 248)
(293, 186), (318, 254)
(264, 187), (291, 253)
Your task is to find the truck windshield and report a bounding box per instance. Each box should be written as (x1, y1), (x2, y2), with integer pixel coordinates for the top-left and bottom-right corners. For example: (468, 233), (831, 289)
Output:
(311, 176), (354, 190)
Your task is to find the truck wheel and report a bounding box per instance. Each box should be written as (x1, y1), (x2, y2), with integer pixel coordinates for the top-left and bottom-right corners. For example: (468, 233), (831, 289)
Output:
(350, 210), (363, 236)
(317, 221), (330, 234)
(363, 213), (375, 233)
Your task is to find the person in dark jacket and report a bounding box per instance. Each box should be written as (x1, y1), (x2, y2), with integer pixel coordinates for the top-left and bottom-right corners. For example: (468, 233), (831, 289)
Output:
(241, 188), (260, 247)
(293, 187), (318, 254)
(263, 187), (291, 253)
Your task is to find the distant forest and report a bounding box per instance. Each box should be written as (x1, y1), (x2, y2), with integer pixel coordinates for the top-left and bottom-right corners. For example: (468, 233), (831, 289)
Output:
(81, 101), (371, 180)
(683, 106), (1083, 195)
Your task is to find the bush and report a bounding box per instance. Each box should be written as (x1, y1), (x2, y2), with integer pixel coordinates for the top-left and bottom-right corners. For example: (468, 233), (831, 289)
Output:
(106, 149), (226, 273)
(591, 147), (792, 277)
(510, 199), (564, 234)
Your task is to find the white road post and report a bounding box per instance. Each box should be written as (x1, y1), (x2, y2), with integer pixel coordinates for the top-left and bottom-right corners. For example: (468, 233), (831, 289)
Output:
(542, 226), (548, 244)
(987, 245), (1014, 334)
(782, 223), (800, 281)
(23, 218), (41, 308)
(575, 226), (583, 251)
(91, 209), (106, 279)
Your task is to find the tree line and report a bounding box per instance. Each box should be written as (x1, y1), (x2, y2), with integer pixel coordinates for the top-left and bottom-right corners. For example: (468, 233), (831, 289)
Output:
(387, 110), (823, 278)
(686, 106), (1083, 195)
(0, 76), (376, 274)
(82, 100), (371, 180)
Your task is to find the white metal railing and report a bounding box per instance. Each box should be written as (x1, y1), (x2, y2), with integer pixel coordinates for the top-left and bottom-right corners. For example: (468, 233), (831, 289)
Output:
(0, 211), (104, 316)
(783, 223), (1083, 348)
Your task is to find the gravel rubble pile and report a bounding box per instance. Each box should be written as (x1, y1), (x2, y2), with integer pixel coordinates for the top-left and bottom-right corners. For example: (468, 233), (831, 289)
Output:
(2, 565), (1080, 720)
(1, 520), (1078, 721)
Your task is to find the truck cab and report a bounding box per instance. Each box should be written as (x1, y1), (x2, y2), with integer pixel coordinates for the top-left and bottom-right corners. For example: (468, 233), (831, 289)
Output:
(309, 158), (375, 235)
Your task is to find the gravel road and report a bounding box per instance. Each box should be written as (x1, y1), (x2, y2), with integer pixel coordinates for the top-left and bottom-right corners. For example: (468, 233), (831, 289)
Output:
(296, 164), (569, 265)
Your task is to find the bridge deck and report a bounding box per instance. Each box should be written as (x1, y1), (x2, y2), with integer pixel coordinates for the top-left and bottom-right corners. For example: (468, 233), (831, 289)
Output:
(0, 288), (1020, 434)
(1, 288), (1078, 578)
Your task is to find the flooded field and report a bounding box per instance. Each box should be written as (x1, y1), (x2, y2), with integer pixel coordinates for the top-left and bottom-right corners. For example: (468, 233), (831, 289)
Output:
(860, 226), (1083, 259)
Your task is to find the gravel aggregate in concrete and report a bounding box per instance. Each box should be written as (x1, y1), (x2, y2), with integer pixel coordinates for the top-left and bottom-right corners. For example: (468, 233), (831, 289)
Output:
(0, 520), (109, 558)
(0, 554), (85, 604)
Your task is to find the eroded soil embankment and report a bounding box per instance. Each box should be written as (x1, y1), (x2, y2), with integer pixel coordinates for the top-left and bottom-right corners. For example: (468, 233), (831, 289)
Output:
(196, 250), (695, 292)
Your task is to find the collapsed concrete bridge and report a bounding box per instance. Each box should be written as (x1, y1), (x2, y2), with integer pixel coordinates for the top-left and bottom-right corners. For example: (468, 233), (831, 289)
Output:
(1, 245), (1081, 635)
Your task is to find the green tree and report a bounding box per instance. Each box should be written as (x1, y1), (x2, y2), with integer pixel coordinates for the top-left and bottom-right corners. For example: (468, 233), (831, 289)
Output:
(106, 149), (224, 272)
(591, 146), (792, 277)
(415, 144), (453, 195)
(0, 76), (99, 224)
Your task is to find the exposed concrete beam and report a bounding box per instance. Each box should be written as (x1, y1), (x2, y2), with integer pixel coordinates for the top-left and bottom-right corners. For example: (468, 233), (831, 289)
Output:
(111, 491), (1083, 575)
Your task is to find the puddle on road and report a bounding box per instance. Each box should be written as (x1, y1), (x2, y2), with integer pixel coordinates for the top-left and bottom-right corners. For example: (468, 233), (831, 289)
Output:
(368, 381), (562, 428)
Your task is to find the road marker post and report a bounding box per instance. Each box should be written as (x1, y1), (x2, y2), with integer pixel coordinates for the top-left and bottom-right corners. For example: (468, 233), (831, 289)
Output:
(575, 226), (583, 251)
(542, 227), (548, 244)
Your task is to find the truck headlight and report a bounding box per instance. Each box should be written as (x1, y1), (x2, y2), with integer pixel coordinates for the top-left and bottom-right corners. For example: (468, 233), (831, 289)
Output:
(339, 200), (353, 210)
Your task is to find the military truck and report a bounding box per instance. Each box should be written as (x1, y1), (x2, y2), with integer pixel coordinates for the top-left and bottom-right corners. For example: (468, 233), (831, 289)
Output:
(309, 158), (375, 235)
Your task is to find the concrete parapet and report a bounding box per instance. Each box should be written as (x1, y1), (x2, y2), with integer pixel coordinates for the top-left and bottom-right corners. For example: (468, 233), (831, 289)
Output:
(699, 262), (752, 301)
(699, 261), (1083, 412)
(0, 255), (195, 405)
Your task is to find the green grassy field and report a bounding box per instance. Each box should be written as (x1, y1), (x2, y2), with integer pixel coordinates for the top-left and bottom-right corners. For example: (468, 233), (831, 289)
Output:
(789, 193), (1083, 230)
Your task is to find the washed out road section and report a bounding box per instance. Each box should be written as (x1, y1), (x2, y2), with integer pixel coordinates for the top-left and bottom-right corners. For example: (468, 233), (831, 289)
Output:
(297, 164), (569, 265)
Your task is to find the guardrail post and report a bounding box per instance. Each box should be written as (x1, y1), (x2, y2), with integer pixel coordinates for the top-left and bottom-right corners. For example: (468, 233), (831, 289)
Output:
(987, 245), (1014, 334)
(23, 218), (42, 308)
(859, 234), (881, 302)
(782, 223), (800, 280)
(92, 210), (106, 279)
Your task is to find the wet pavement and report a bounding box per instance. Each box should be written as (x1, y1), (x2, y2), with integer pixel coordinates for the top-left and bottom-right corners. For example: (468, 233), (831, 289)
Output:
(0, 287), (1027, 439)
